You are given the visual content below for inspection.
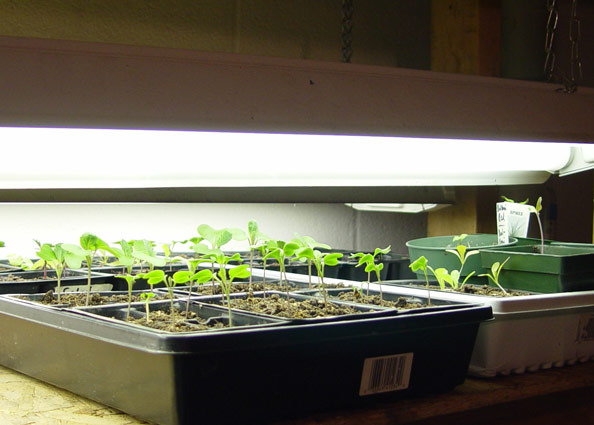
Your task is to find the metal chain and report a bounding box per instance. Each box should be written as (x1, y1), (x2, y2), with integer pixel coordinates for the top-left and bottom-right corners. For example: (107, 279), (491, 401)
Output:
(564, 0), (582, 93)
(544, 0), (558, 81)
(341, 0), (353, 63)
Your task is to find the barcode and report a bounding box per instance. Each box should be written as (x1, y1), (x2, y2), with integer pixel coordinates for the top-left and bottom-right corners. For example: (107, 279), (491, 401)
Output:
(359, 353), (413, 396)
(578, 314), (594, 342)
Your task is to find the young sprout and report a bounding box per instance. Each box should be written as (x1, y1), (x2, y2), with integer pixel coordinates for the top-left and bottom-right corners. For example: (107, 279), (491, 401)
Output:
(246, 220), (268, 289)
(311, 250), (342, 303)
(257, 243), (272, 289)
(218, 263), (251, 327)
(114, 274), (139, 321)
(36, 243), (85, 303)
(110, 240), (136, 274)
(132, 239), (166, 273)
(140, 292), (155, 324)
(139, 269), (191, 324)
(180, 258), (212, 317)
(479, 257), (510, 295)
(429, 267), (452, 291)
(292, 235), (331, 289)
(263, 240), (300, 299)
(63, 233), (114, 306)
(409, 255), (432, 306)
(527, 197), (544, 254)
(350, 252), (374, 295)
(350, 246), (391, 300)
(196, 224), (245, 293)
(444, 235), (479, 288)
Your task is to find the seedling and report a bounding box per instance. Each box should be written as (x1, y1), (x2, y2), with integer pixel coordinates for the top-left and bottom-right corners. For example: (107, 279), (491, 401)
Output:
(350, 246), (391, 300)
(180, 258), (212, 317)
(196, 224), (245, 293)
(263, 240), (300, 299)
(110, 240), (136, 274)
(63, 233), (114, 306)
(409, 255), (432, 306)
(140, 292), (155, 324)
(431, 267), (453, 290)
(131, 239), (166, 272)
(139, 269), (195, 324)
(7, 254), (43, 271)
(479, 257), (510, 295)
(36, 243), (85, 303)
(311, 250), (342, 303)
(115, 274), (140, 320)
(446, 237), (479, 281)
(218, 262), (251, 326)
(527, 197), (544, 254)
(292, 235), (331, 288)
(350, 252), (374, 295)
(245, 220), (268, 289)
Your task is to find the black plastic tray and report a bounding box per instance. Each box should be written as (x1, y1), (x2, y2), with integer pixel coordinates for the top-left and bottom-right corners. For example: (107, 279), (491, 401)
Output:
(0, 293), (491, 425)
(0, 270), (113, 294)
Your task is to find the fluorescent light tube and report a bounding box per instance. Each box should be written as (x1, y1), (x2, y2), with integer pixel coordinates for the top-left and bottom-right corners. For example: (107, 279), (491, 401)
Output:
(0, 127), (572, 189)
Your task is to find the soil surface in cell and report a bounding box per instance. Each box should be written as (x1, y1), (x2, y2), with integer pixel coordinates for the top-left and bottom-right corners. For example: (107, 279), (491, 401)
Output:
(403, 282), (530, 297)
(27, 290), (168, 307)
(334, 290), (425, 309)
(225, 293), (361, 319)
(189, 280), (344, 295)
(126, 309), (226, 333)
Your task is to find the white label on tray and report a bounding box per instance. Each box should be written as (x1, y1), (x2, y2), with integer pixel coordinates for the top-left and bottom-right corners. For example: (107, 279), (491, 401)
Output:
(359, 352), (413, 396)
(577, 314), (594, 342)
(56, 284), (113, 293)
(497, 201), (531, 245)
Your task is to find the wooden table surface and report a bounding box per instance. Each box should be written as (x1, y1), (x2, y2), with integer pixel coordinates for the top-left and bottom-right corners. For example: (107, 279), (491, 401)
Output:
(1, 361), (593, 425)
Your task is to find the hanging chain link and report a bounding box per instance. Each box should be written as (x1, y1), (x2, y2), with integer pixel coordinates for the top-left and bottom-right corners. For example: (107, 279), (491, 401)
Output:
(341, 0), (353, 63)
(545, 0), (582, 93)
(544, 0), (558, 81)
(565, 0), (582, 93)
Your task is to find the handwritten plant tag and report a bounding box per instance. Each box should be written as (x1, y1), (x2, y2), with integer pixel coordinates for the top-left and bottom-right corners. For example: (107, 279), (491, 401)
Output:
(496, 201), (531, 244)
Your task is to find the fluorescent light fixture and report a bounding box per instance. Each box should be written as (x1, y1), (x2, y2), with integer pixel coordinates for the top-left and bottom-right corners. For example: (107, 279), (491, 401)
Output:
(345, 203), (448, 213)
(0, 127), (573, 189)
(559, 145), (594, 177)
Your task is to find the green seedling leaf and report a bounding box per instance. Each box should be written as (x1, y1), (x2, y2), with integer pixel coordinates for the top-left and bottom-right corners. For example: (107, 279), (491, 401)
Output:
(140, 269), (166, 285)
(133, 251), (166, 268)
(172, 270), (192, 285)
(373, 245), (391, 256)
(355, 253), (373, 267)
(429, 267), (452, 290)
(409, 256), (428, 272)
(190, 269), (213, 284)
(229, 264), (251, 280)
(37, 243), (58, 262)
(322, 253), (342, 266)
(295, 247), (315, 261)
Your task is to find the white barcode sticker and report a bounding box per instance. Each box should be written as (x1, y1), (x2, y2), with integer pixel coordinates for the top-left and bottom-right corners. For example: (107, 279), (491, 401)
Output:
(56, 284), (113, 293)
(577, 314), (594, 342)
(359, 352), (413, 396)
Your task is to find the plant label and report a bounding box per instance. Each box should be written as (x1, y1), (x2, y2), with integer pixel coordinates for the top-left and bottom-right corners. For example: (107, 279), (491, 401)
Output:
(359, 352), (413, 396)
(496, 202), (531, 244)
(57, 284), (114, 293)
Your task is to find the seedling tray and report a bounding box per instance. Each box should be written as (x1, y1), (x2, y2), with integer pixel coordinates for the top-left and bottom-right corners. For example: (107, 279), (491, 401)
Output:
(6, 289), (168, 309)
(382, 279), (594, 377)
(195, 290), (399, 324)
(0, 293), (490, 425)
(303, 287), (476, 315)
(0, 270), (112, 294)
(480, 244), (594, 293)
(72, 299), (288, 332)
